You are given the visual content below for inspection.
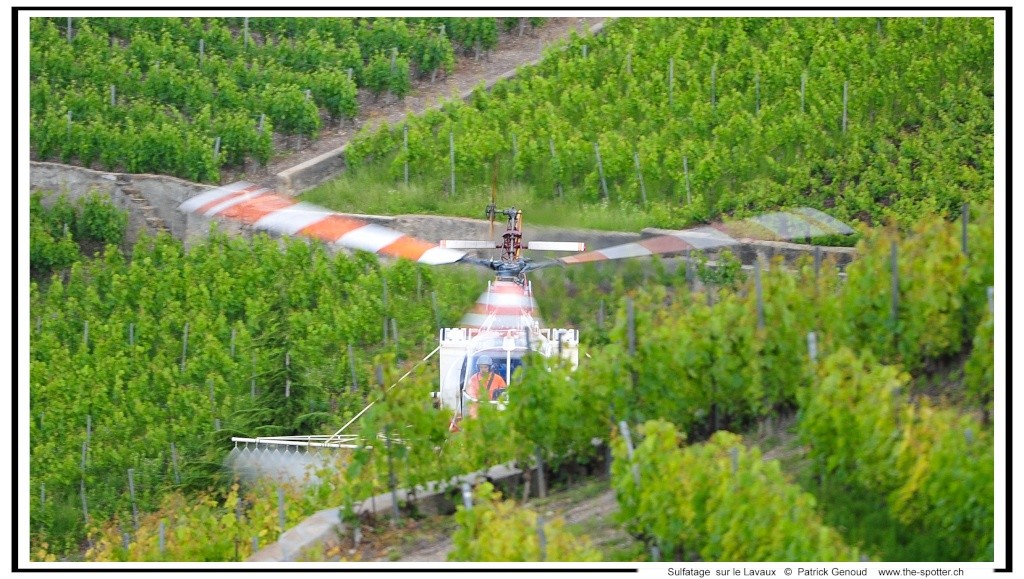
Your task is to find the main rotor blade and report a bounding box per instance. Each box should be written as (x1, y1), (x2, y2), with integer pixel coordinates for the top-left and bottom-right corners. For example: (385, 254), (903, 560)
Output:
(179, 182), (467, 265)
(555, 208), (854, 267)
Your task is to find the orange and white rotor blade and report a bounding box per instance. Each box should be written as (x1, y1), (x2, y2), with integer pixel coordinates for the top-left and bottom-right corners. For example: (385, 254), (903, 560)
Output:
(554, 208), (853, 266)
(179, 182), (466, 265)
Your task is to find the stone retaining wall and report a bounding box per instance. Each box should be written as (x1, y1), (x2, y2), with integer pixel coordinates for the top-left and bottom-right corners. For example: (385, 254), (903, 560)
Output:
(247, 461), (540, 562)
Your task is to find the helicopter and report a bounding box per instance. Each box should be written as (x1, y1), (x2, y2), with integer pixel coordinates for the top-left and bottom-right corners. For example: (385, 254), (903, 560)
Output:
(178, 179), (854, 462)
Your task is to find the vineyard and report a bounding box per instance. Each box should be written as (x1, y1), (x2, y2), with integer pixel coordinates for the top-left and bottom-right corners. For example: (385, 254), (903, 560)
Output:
(29, 16), (541, 181)
(27, 14), (997, 566)
(338, 17), (993, 229)
(29, 196), (994, 561)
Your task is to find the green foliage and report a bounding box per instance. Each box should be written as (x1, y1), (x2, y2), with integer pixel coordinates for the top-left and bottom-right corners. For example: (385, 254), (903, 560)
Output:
(450, 482), (601, 562)
(362, 51), (411, 100)
(30, 191), (129, 274)
(797, 348), (905, 491)
(507, 358), (609, 470)
(837, 210), (990, 372)
(694, 249), (742, 288)
(349, 17), (993, 227)
(889, 402), (994, 561)
(29, 229), (481, 557)
(798, 348), (994, 561)
(612, 420), (861, 561)
(963, 306), (994, 414)
(260, 83), (320, 138)
(30, 200), (995, 561)
(30, 16), (511, 180)
(77, 191), (129, 244)
(30, 218), (79, 272)
(311, 67), (359, 121)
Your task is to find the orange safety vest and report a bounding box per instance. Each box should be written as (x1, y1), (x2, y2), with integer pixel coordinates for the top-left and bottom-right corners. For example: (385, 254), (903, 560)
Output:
(467, 371), (507, 401)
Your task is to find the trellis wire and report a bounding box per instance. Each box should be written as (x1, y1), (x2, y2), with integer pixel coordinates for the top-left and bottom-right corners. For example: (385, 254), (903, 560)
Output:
(385, 424), (400, 524)
(711, 63), (717, 110)
(391, 318), (400, 359)
(535, 446), (547, 498)
(842, 81), (849, 133)
(626, 297), (636, 355)
(754, 258), (765, 330)
(537, 515), (547, 561)
(962, 203), (970, 255)
(431, 291), (441, 328)
(668, 57), (675, 107)
(594, 142), (609, 200)
(128, 468), (139, 529)
(250, 353), (257, 399)
(348, 344), (358, 393)
(683, 156), (692, 205)
(181, 322), (189, 372)
(549, 137), (562, 198)
(170, 442), (181, 485)
(801, 71), (807, 114)
(80, 479), (89, 524)
(449, 131), (456, 196)
(755, 72), (761, 114)
(618, 421), (641, 486)
(890, 241), (899, 328)
(633, 150), (648, 206)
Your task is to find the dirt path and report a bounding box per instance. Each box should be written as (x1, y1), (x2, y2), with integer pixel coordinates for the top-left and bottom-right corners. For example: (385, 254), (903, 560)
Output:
(378, 484), (632, 562)
(224, 17), (605, 186)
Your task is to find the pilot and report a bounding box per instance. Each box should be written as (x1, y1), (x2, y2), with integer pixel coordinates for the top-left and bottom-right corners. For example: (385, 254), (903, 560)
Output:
(464, 355), (508, 418)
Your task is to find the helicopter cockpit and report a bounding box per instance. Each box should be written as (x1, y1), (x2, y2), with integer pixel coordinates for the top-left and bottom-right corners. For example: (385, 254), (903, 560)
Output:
(436, 326), (579, 416)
